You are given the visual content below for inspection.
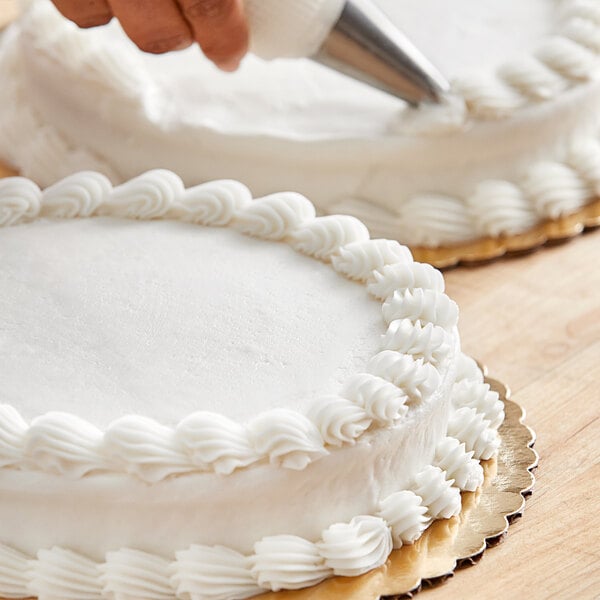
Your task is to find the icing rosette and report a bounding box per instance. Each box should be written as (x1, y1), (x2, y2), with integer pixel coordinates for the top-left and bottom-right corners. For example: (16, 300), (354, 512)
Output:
(382, 289), (459, 331)
(168, 180), (252, 226)
(40, 171), (111, 218)
(251, 536), (332, 591)
(411, 465), (462, 520)
(397, 193), (475, 246)
(288, 214), (369, 261)
(377, 490), (431, 547)
(452, 380), (505, 429)
(536, 36), (597, 81)
(307, 396), (371, 447)
(0, 544), (29, 599)
(28, 547), (103, 600)
(103, 416), (192, 483)
(247, 409), (327, 470)
(233, 192), (315, 240)
(367, 261), (445, 301)
(100, 549), (173, 600)
(498, 57), (565, 101)
(0, 177), (41, 226)
(454, 354), (485, 384)
(316, 516), (392, 577)
(23, 412), (105, 479)
(342, 373), (409, 425)
(380, 319), (451, 365)
(98, 170), (184, 219)
(367, 351), (440, 403)
(434, 436), (484, 492)
(177, 412), (259, 475)
(331, 239), (412, 282)
(523, 161), (592, 219)
(567, 138), (600, 195)
(173, 545), (262, 600)
(447, 407), (500, 461)
(466, 180), (539, 238)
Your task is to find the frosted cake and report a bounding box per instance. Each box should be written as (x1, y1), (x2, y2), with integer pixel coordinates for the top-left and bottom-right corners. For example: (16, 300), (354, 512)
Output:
(0, 170), (504, 599)
(0, 0), (599, 250)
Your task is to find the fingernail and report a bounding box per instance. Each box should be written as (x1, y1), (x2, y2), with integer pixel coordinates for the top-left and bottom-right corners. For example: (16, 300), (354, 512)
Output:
(217, 59), (241, 72)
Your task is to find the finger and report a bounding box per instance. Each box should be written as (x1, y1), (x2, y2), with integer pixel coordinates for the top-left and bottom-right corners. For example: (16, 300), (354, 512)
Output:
(177, 0), (249, 70)
(107, 0), (193, 54)
(52, 0), (113, 28)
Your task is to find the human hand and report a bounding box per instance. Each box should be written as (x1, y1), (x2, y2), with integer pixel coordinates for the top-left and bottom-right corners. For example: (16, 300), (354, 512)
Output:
(51, 0), (249, 71)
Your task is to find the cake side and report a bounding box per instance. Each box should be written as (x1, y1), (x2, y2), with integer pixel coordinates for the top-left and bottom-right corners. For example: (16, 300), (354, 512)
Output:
(0, 357), (502, 600)
(0, 171), (504, 599)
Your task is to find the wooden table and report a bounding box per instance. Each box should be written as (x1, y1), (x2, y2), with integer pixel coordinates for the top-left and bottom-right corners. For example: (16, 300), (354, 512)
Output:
(425, 232), (600, 599)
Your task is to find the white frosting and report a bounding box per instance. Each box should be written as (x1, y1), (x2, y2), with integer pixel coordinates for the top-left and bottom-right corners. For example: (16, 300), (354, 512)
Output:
(377, 490), (431, 547)
(100, 549), (173, 600)
(307, 397), (371, 448)
(447, 407), (500, 461)
(28, 548), (103, 600)
(410, 466), (462, 520)
(0, 171), (465, 483)
(174, 545), (262, 600)
(0, 544), (29, 599)
(434, 437), (484, 492)
(342, 374), (408, 426)
(452, 380), (505, 430)
(251, 536), (331, 591)
(316, 516), (392, 577)
(0, 171), (505, 597)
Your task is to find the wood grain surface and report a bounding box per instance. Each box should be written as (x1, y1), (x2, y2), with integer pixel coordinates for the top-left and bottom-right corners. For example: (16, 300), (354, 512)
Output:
(426, 233), (600, 600)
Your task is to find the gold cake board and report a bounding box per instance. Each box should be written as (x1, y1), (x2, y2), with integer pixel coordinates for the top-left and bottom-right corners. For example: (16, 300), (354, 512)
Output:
(411, 199), (600, 269)
(255, 370), (537, 599)
(0, 161), (597, 267)
(1, 371), (537, 600)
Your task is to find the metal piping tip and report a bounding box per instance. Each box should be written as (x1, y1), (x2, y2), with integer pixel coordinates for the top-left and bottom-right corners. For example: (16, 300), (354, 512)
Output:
(313, 0), (450, 105)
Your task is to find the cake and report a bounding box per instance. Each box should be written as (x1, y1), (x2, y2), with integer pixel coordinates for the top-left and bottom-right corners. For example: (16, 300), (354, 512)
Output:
(0, 169), (504, 599)
(0, 0), (599, 251)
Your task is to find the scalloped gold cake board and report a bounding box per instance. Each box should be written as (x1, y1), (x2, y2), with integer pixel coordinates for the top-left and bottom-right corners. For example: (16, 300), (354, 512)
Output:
(252, 371), (538, 600)
(0, 160), (597, 267)
(1, 371), (536, 600)
(411, 199), (600, 268)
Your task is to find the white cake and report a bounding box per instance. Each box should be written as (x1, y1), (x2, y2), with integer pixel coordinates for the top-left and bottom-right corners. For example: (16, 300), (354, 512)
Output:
(0, 170), (504, 599)
(0, 0), (599, 250)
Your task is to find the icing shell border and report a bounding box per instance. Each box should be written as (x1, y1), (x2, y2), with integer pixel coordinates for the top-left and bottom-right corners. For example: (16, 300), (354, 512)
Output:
(412, 196), (600, 268)
(0, 369), (535, 600)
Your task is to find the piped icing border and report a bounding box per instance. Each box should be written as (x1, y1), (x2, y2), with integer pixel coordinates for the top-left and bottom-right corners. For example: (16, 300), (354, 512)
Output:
(451, 0), (600, 120)
(330, 132), (600, 246)
(0, 169), (466, 482)
(0, 354), (503, 600)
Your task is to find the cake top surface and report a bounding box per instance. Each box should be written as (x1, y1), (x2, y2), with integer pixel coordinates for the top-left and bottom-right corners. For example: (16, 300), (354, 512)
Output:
(0, 169), (459, 481)
(0, 216), (382, 426)
(0, 169), (460, 480)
